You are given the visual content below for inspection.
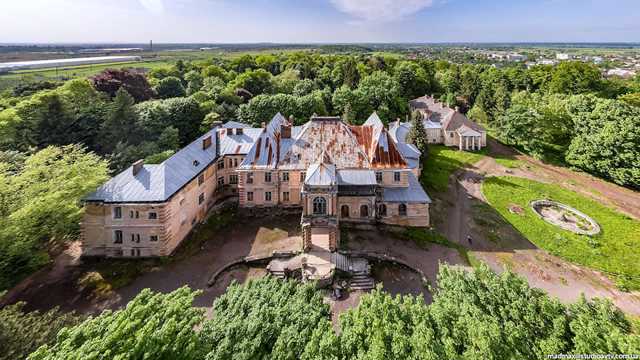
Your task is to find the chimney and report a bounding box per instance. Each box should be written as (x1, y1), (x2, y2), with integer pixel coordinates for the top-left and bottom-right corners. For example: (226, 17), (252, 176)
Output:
(132, 159), (144, 176)
(454, 106), (460, 113)
(281, 124), (291, 138)
(202, 135), (212, 150)
(210, 120), (222, 129)
(288, 115), (294, 124)
(261, 122), (266, 129)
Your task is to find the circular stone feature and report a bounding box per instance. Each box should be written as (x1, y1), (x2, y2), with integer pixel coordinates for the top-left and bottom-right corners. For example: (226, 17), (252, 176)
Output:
(530, 200), (600, 235)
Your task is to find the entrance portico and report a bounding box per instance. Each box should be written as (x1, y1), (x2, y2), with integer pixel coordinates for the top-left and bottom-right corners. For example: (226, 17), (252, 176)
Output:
(457, 126), (482, 151)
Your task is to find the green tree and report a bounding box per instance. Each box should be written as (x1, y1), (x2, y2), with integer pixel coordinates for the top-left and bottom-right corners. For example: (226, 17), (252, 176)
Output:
(184, 70), (204, 96)
(154, 76), (186, 99)
(227, 69), (274, 97)
(406, 110), (429, 155)
(99, 88), (137, 154)
(0, 303), (80, 360)
(565, 97), (640, 188)
(0, 145), (109, 290)
(548, 61), (603, 95)
(200, 277), (332, 360)
(29, 287), (205, 360)
(394, 61), (430, 100)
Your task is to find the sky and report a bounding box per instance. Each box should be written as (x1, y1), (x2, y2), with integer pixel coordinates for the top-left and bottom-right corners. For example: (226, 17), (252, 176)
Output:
(1, 0), (639, 43)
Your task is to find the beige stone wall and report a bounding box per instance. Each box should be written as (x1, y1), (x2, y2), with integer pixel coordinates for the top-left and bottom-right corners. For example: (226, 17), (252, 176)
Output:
(81, 202), (167, 257)
(379, 202), (430, 227)
(426, 128), (443, 144)
(238, 169), (304, 207)
(337, 196), (376, 221)
(375, 170), (410, 187)
(81, 161), (218, 258)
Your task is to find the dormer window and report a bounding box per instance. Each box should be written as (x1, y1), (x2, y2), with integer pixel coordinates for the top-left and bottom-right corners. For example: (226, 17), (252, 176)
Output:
(226, 128), (232, 135)
(236, 128), (243, 135)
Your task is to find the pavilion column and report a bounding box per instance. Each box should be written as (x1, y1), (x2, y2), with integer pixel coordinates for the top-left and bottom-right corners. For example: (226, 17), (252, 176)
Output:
(459, 135), (463, 150)
(465, 136), (469, 150)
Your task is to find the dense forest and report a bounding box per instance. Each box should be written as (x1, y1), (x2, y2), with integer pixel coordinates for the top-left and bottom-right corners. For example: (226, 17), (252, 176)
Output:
(0, 51), (639, 292)
(1, 265), (636, 359)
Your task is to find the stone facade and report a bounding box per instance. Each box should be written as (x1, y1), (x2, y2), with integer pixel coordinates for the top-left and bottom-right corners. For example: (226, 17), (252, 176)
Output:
(81, 112), (432, 258)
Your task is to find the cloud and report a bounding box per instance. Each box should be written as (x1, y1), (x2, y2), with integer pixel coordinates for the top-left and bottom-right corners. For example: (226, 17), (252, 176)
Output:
(329, 0), (434, 22)
(139, 0), (165, 14)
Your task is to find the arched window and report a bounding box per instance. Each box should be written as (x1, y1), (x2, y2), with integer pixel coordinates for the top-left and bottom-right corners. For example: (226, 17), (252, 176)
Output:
(378, 204), (387, 217)
(341, 205), (350, 218)
(313, 197), (327, 215)
(398, 203), (407, 216)
(360, 204), (369, 218)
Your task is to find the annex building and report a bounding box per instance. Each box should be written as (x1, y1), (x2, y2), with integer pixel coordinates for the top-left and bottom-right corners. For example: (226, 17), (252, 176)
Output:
(81, 112), (432, 258)
(409, 95), (487, 151)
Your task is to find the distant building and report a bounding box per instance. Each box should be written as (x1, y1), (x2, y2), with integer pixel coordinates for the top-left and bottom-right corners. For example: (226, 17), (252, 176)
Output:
(556, 53), (572, 61)
(606, 68), (636, 79)
(507, 53), (528, 62)
(408, 95), (487, 151)
(0, 56), (142, 72)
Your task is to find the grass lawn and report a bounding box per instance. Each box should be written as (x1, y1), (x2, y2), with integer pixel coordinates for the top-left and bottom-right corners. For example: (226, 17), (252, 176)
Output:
(482, 176), (640, 291)
(421, 145), (486, 192)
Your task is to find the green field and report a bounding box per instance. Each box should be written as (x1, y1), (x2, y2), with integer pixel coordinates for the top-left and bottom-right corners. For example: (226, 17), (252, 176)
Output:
(420, 145), (487, 192)
(482, 176), (640, 290)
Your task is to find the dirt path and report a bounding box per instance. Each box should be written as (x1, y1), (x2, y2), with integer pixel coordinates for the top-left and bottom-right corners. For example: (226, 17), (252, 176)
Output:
(436, 140), (640, 315)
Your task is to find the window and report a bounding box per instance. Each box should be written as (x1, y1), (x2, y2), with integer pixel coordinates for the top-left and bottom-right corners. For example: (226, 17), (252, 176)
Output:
(247, 191), (254, 202)
(114, 230), (123, 244)
(265, 172), (272, 183)
(399, 203), (407, 216)
(150, 235), (158, 242)
(217, 177), (225, 186)
(230, 174), (238, 184)
(265, 191), (272, 202)
(449, 132), (454, 138)
(148, 212), (157, 220)
(135, 211), (139, 219)
(131, 234), (135, 242)
(228, 158), (233, 168)
(283, 191), (290, 202)
(313, 197), (327, 215)
(360, 205), (369, 218)
(379, 204), (387, 217)
(247, 172), (254, 184)
(113, 207), (122, 219)
(376, 171), (383, 183)
(136, 234), (141, 243)
(226, 128), (232, 135)
(199, 193), (205, 205)
(234, 158), (238, 167)
(237, 128), (243, 135)
(217, 160), (224, 170)
(341, 205), (350, 218)
(130, 210), (134, 218)
(394, 171), (401, 182)
(300, 172), (306, 182)
(198, 173), (205, 186)
(282, 172), (289, 182)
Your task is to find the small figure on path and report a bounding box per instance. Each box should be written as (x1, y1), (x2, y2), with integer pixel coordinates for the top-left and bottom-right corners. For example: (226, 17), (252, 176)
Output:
(467, 235), (473, 245)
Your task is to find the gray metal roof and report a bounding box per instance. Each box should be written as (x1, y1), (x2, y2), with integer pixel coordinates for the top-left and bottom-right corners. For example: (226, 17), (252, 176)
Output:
(305, 163), (336, 186)
(85, 128), (219, 203)
(218, 128), (262, 156)
(388, 121), (421, 165)
(337, 170), (377, 185)
(382, 173), (431, 204)
(223, 120), (251, 128)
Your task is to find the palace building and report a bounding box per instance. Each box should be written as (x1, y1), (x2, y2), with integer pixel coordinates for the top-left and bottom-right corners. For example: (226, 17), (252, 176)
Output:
(80, 112), (431, 258)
